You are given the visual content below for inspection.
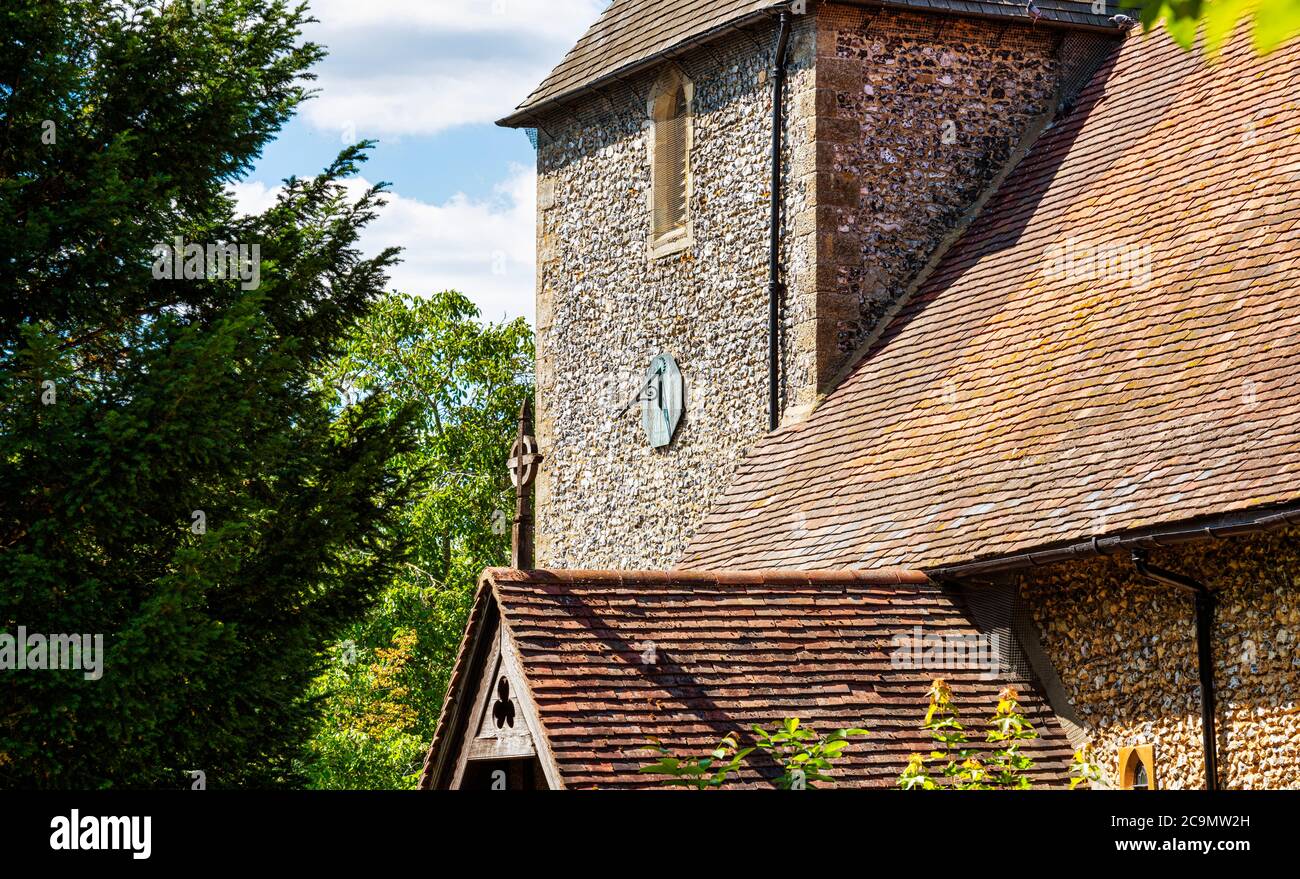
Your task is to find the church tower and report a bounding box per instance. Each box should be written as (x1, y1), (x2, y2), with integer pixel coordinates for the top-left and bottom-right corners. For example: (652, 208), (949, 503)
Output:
(497, 0), (1121, 570)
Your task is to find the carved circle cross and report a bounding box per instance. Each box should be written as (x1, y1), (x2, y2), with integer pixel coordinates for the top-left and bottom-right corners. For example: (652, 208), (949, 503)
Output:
(508, 433), (541, 488)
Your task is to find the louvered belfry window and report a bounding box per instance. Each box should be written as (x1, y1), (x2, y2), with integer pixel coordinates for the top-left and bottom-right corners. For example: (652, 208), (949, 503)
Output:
(652, 76), (689, 240)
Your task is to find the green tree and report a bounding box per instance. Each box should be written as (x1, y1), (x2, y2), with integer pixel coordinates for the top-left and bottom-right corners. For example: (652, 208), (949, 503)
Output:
(301, 291), (532, 789)
(0, 0), (418, 787)
(1129, 0), (1300, 55)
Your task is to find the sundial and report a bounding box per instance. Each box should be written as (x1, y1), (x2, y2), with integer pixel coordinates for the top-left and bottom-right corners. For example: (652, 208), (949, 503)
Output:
(640, 353), (684, 448)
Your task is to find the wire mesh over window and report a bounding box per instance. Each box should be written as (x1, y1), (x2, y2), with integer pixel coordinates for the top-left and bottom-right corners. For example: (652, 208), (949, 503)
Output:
(653, 82), (688, 239)
(959, 580), (1033, 681)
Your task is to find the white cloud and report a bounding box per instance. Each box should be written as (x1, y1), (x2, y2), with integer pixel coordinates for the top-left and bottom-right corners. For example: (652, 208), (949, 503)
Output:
(301, 0), (606, 137)
(304, 63), (545, 139)
(230, 0), (606, 320)
(230, 164), (537, 323)
(229, 180), (281, 217)
(306, 0), (605, 42)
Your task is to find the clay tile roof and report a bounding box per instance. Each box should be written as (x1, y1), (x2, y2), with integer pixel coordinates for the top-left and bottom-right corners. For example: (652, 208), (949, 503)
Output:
(682, 29), (1300, 574)
(420, 568), (1075, 789)
(499, 0), (1123, 126)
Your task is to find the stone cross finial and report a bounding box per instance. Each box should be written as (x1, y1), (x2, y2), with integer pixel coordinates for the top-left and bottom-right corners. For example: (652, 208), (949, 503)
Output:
(507, 398), (542, 569)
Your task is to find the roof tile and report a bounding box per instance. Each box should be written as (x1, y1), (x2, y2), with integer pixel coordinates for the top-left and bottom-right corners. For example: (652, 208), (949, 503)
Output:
(502, 0), (1123, 124)
(682, 29), (1300, 573)
(422, 568), (1075, 788)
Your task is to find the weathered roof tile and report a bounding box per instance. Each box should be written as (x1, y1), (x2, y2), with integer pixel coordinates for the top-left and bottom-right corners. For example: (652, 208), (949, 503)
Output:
(501, 0), (1123, 125)
(682, 29), (1300, 573)
(421, 568), (1075, 788)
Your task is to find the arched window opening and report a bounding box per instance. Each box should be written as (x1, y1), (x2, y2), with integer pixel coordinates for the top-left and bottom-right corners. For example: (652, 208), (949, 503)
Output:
(1119, 744), (1157, 790)
(651, 70), (691, 245)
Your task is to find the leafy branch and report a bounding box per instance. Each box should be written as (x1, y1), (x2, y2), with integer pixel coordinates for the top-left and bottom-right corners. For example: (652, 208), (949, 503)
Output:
(752, 718), (870, 790)
(639, 719), (868, 790)
(638, 732), (753, 789)
(1128, 0), (1300, 57)
(899, 680), (1038, 790)
(1070, 745), (1104, 790)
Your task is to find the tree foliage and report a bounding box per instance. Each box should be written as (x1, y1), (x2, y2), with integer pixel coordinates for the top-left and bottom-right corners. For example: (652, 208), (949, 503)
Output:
(752, 718), (869, 790)
(639, 732), (753, 789)
(0, 0), (418, 787)
(301, 291), (532, 789)
(1132, 0), (1300, 55)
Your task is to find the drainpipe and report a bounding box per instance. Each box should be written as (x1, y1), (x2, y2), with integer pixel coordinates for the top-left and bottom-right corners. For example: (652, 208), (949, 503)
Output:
(768, 8), (792, 431)
(1131, 550), (1219, 791)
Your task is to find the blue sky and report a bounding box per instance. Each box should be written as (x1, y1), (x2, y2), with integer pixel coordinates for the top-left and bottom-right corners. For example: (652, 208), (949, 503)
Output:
(233, 0), (609, 324)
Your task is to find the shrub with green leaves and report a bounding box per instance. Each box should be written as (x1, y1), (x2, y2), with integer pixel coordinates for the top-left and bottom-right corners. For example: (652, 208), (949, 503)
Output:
(986, 686), (1038, 789)
(898, 680), (1039, 790)
(639, 719), (868, 790)
(752, 718), (870, 790)
(899, 679), (983, 790)
(1070, 746), (1104, 790)
(638, 732), (753, 789)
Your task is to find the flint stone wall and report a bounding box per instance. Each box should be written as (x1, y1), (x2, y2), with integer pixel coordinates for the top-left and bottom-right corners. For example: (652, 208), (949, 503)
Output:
(1021, 529), (1300, 789)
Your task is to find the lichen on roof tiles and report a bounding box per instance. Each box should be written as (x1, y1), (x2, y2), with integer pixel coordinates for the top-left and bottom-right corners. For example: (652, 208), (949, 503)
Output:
(682, 29), (1300, 572)
(421, 568), (1076, 788)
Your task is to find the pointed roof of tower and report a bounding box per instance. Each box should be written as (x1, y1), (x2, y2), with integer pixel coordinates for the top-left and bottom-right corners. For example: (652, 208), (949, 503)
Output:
(498, 0), (1126, 127)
